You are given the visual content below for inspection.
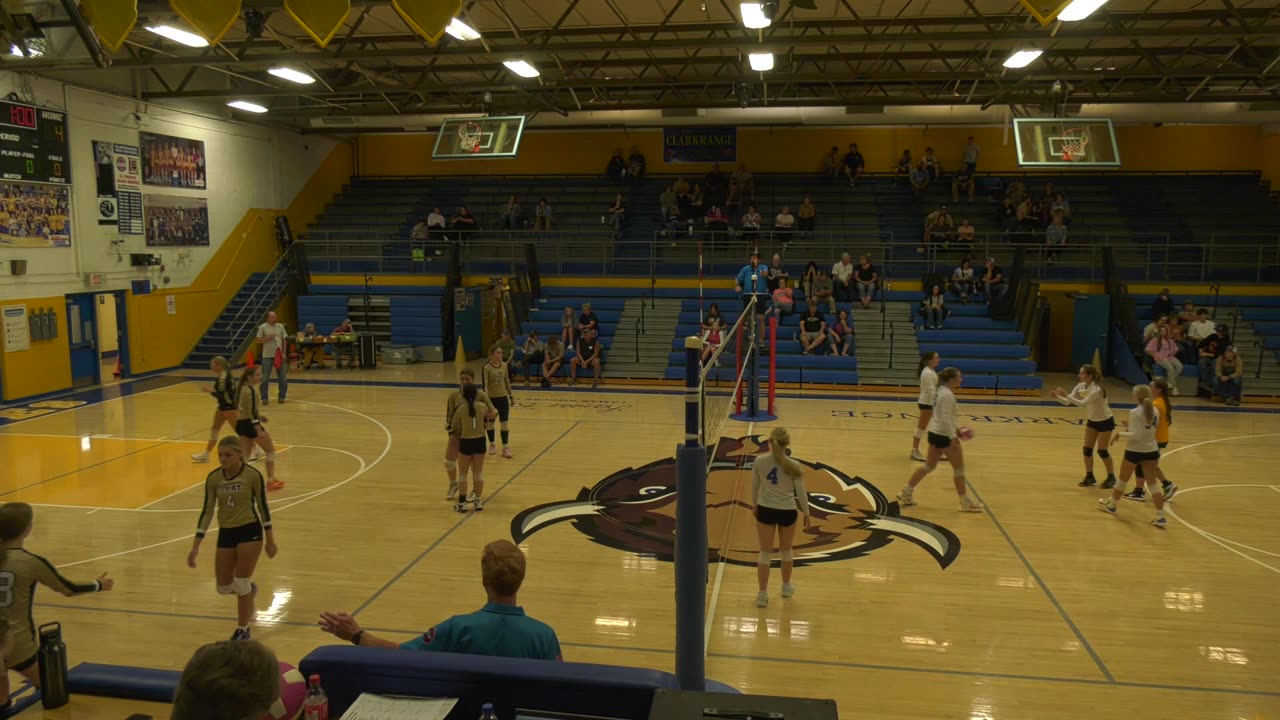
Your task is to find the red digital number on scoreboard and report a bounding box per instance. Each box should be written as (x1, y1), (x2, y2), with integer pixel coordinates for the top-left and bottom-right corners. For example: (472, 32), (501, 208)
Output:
(8, 104), (36, 129)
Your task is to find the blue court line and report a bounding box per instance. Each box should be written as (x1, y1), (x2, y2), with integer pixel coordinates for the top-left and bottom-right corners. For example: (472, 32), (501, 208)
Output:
(350, 420), (582, 617)
(0, 374), (190, 426)
(0, 367), (183, 411)
(963, 478), (1115, 683)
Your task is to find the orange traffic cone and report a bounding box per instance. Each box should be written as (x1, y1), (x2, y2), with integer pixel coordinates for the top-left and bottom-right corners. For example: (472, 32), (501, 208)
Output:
(246, 350), (256, 368)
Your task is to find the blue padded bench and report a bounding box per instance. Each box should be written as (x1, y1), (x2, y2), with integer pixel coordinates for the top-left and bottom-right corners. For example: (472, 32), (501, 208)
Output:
(997, 375), (1044, 391)
(299, 645), (737, 720)
(66, 662), (180, 702)
(918, 343), (1030, 359)
(391, 296), (444, 346)
(1243, 309), (1280, 321)
(958, 375), (998, 390)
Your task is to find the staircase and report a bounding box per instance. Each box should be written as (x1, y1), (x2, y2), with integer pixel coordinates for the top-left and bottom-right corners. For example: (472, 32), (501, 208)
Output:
(1225, 316), (1280, 398)
(851, 301), (921, 385)
(183, 250), (304, 368)
(604, 298), (682, 380)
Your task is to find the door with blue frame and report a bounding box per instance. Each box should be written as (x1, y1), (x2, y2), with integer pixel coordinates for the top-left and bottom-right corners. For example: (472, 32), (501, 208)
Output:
(66, 293), (99, 387)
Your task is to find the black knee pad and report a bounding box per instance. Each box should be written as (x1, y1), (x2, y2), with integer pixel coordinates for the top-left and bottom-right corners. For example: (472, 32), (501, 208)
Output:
(1082, 447), (1094, 458)
(1097, 449), (1110, 460)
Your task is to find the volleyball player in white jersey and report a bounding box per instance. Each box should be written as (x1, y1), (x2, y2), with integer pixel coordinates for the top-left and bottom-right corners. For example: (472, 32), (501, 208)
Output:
(898, 368), (983, 512)
(1098, 385), (1168, 528)
(1051, 364), (1118, 489)
(910, 352), (940, 461)
(751, 427), (811, 608)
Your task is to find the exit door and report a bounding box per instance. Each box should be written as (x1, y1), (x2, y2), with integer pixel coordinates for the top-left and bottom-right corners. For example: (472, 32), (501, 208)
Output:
(67, 294), (98, 387)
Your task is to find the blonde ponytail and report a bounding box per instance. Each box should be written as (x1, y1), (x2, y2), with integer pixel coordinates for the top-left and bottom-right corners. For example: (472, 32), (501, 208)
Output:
(769, 427), (805, 479)
(1134, 384), (1155, 425)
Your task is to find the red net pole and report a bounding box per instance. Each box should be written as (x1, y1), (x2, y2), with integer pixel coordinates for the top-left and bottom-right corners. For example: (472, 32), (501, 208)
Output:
(768, 315), (777, 415)
(735, 313), (744, 414)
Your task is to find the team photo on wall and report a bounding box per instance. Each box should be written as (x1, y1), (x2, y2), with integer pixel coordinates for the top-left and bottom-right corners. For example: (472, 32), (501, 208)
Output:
(143, 193), (209, 246)
(140, 132), (207, 190)
(0, 180), (71, 248)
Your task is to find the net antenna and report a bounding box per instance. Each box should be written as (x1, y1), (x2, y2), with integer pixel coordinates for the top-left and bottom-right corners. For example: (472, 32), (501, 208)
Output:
(1059, 128), (1088, 162)
(457, 121), (484, 154)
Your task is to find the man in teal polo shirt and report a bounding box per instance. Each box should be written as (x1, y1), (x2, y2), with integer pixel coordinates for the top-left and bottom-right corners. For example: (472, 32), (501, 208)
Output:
(319, 540), (562, 661)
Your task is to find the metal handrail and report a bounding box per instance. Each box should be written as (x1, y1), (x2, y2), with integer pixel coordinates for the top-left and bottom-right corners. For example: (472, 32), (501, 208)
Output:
(888, 322), (896, 368)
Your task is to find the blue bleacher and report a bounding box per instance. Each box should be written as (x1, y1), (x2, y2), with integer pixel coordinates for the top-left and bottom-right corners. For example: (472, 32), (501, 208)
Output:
(391, 296), (443, 346)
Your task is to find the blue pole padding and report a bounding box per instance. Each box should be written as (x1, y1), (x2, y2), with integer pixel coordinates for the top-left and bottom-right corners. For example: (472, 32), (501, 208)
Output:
(673, 442), (708, 691)
(684, 336), (702, 446)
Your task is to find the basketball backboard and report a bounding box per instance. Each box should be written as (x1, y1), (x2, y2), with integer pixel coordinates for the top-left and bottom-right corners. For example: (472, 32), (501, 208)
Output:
(432, 115), (527, 159)
(1013, 117), (1121, 168)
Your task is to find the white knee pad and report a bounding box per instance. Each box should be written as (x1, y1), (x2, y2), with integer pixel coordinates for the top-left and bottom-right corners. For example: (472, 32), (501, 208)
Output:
(953, 465), (966, 481)
(443, 459), (457, 471)
(922, 462), (938, 474)
(232, 577), (254, 596)
(780, 550), (794, 563)
(913, 428), (923, 439)
(265, 451), (276, 462)
(217, 583), (235, 595)
(757, 551), (772, 566)
(473, 472), (483, 486)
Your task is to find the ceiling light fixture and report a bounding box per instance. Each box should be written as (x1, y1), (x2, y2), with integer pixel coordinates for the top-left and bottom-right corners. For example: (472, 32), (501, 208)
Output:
(748, 52), (774, 72)
(1058, 0), (1109, 21)
(1002, 49), (1043, 69)
(445, 18), (482, 41)
(740, 3), (771, 29)
(227, 100), (268, 113)
(503, 60), (540, 78)
(145, 24), (209, 48)
(268, 67), (315, 84)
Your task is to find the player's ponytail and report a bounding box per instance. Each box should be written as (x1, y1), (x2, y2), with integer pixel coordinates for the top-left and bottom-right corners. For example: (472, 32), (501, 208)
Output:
(769, 428), (805, 479)
(1151, 377), (1173, 425)
(462, 380), (478, 418)
(918, 351), (938, 374)
(1134, 384), (1155, 426)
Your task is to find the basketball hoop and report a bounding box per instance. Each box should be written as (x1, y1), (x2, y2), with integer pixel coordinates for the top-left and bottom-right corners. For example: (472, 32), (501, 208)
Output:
(1060, 128), (1088, 162)
(457, 121), (484, 154)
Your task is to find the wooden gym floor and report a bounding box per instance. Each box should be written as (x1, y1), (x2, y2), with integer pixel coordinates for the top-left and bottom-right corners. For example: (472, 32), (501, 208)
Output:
(2, 365), (1278, 720)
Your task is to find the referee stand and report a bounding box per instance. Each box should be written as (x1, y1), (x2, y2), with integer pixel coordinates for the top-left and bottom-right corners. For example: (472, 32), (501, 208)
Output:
(732, 292), (777, 423)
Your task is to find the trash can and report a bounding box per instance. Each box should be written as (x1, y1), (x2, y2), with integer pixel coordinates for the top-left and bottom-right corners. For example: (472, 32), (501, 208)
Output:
(10, 259), (27, 276)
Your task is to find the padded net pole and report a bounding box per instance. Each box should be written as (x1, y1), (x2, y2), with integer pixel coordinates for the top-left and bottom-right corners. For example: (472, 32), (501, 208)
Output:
(768, 315), (777, 415)
(674, 335), (707, 691)
(734, 318), (744, 414)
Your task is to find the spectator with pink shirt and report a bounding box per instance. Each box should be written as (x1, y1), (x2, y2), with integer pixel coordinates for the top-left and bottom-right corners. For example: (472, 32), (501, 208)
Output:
(1145, 324), (1183, 393)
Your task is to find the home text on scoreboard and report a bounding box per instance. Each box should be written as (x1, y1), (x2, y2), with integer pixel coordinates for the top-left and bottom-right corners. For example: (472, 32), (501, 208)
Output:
(0, 100), (70, 184)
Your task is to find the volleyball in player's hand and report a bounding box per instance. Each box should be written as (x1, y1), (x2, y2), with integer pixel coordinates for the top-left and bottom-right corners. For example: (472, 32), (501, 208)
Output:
(266, 662), (306, 720)
(957, 427), (975, 441)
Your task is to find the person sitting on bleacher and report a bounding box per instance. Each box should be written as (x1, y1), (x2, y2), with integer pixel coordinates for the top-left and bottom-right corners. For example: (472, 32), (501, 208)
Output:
(773, 280), (795, 323)
(811, 269), (836, 314)
(605, 194), (626, 237)
(767, 254), (789, 291)
(702, 318), (723, 364)
(1197, 324), (1231, 385)
(797, 195), (816, 232)
(982, 257), (1007, 302)
(534, 198), (553, 232)
(893, 149), (912, 177)
(450, 206), (476, 241)
(411, 216), (431, 246)
(921, 284), (947, 330)
(910, 161), (930, 200)
(828, 308), (854, 357)
(740, 204), (762, 243)
(923, 206), (954, 250)
(956, 218), (976, 251)
(606, 148), (626, 183)
(951, 162), (976, 202)
(831, 253), (855, 303)
(1050, 193), (1072, 225)
(705, 205), (730, 248)
(627, 146), (646, 181)
(854, 255), (879, 309)
(319, 540), (562, 661)
(1143, 314), (1169, 342)
(571, 328), (603, 388)
(952, 258), (976, 304)
(1151, 288), (1175, 322)
(577, 303), (599, 337)
(427, 207), (446, 252)
(542, 337), (565, 387)
(1146, 324), (1183, 393)
(799, 299), (827, 355)
(659, 185), (678, 221)
(923, 146), (941, 181)
(498, 195), (522, 231)
(1214, 346), (1245, 406)
(773, 206), (796, 246)
(517, 331), (545, 386)
(733, 163), (756, 201)
(1186, 307), (1215, 360)
(823, 145), (841, 180)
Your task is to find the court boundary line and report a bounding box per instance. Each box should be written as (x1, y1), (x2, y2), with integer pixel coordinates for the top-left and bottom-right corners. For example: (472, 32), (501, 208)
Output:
(350, 420), (581, 618)
(962, 479), (1116, 683)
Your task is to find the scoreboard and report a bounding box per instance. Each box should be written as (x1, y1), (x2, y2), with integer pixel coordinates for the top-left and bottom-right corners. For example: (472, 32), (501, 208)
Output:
(0, 99), (70, 184)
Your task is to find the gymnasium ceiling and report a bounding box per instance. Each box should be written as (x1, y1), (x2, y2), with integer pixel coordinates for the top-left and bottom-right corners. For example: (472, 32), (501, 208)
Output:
(4, 0), (1280, 129)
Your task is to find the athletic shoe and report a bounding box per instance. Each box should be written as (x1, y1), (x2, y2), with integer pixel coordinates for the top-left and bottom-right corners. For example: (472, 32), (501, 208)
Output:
(454, 501), (469, 513)
(488, 443), (497, 456)
(230, 628), (251, 641)
(1078, 475), (1097, 487)
(1098, 498), (1117, 514)
(910, 449), (926, 462)
(896, 491), (917, 507)
(1100, 476), (1117, 490)
(191, 452), (210, 463)
(1163, 482), (1178, 501)
(1151, 516), (1167, 529)
(267, 479), (285, 491)
(472, 496), (484, 511)
(446, 479), (458, 500)
(502, 447), (513, 459)
(1123, 489), (1146, 502)
(755, 591), (768, 608)
(959, 499), (983, 513)
(781, 583), (795, 599)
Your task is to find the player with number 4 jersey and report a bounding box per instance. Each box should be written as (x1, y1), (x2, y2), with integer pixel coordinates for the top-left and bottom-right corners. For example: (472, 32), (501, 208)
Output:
(750, 428), (811, 609)
(0, 502), (113, 703)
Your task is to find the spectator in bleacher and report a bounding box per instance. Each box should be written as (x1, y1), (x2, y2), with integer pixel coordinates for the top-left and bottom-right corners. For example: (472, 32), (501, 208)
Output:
(1177, 300), (1197, 325)
(1050, 193), (1072, 225)
(577, 303), (599, 336)
(450, 206), (476, 240)
(831, 253), (855, 303)
(952, 258), (976, 303)
(498, 195), (522, 231)
(773, 280), (795, 323)
(606, 149), (626, 183)
(1016, 197), (1040, 233)
(703, 303), (724, 336)
(411, 216), (431, 245)
(982, 257), (1007, 302)
(706, 205), (730, 248)
(812, 268), (836, 314)
(952, 162), (976, 202)
(740, 204), (762, 243)
(1186, 307), (1215, 353)
(561, 307), (576, 348)
(923, 205), (954, 250)
(923, 146), (941, 181)
(689, 183), (705, 213)
(842, 143), (865, 187)
(799, 299), (827, 355)
(767, 254), (789, 291)
(1151, 288), (1175, 321)
(1143, 314), (1169, 342)
(997, 196), (1018, 233)
(827, 308), (854, 357)
(961, 136), (981, 170)
(774, 206), (796, 245)
(921, 284), (946, 330)
(702, 318), (724, 364)
(534, 198), (552, 232)
(427, 207), (447, 248)
(1046, 214), (1068, 261)
(823, 146), (841, 180)
(956, 217), (975, 251)
(909, 161), (930, 201)
(1197, 324), (1231, 382)
(1146, 324), (1183, 393)
(725, 182), (742, 218)
(733, 163), (756, 200)
(571, 327), (603, 388)
(1006, 179), (1027, 207)
(894, 149), (912, 177)
(517, 331), (545, 385)
(673, 176), (691, 197)
(319, 540), (562, 661)
(854, 255), (879, 309)
(626, 146), (646, 181)
(797, 195), (816, 232)
(1215, 346), (1244, 405)
(801, 261), (819, 298)
(662, 206), (689, 244)
(542, 336), (564, 387)
(736, 251), (771, 342)
(659, 185), (678, 220)
(705, 163), (727, 205)
(605, 193), (626, 237)
(1041, 183), (1057, 205)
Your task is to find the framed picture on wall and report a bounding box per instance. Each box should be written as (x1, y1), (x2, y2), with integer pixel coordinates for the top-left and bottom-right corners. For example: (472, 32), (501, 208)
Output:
(139, 132), (207, 190)
(143, 193), (209, 246)
(0, 180), (71, 248)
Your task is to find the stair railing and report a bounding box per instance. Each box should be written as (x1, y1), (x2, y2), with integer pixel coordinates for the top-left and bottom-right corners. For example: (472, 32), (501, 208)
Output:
(223, 248), (299, 364)
(888, 322), (895, 368)
(1229, 302), (1240, 339)
(634, 317), (641, 363)
(1254, 339), (1264, 380)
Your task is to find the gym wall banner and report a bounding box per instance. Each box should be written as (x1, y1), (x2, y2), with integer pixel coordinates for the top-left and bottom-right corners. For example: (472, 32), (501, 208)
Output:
(93, 141), (143, 234)
(661, 126), (737, 164)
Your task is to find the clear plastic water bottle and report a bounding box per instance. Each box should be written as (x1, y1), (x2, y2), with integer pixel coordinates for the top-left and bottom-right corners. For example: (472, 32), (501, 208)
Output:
(303, 674), (329, 720)
(479, 702), (499, 720)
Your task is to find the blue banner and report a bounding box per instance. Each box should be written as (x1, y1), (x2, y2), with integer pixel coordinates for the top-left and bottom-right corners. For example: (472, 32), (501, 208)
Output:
(662, 126), (737, 164)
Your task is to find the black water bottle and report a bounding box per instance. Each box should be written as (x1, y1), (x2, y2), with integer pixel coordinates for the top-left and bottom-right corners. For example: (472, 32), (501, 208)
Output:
(37, 622), (69, 709)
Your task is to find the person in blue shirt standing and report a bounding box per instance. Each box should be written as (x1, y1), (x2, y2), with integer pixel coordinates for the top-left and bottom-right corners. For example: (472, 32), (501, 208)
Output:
(735, 251), (771, 345)
(317, 540), (562, 661)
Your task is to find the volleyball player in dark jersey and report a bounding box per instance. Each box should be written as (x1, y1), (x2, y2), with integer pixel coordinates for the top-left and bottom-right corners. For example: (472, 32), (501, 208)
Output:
(235, 366), (283, 491)
(193, 357), (243, 463)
